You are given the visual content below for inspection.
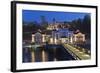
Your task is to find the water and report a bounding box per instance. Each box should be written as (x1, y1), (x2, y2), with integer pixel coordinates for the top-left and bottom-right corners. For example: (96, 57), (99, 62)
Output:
(23, 47), (32, 62)
(44, 44), (75, 61)
(23, 44), (75, 63)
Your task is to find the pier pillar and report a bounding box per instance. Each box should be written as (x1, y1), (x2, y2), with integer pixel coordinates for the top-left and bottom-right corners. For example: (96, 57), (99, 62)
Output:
(31, 51), (35, 62)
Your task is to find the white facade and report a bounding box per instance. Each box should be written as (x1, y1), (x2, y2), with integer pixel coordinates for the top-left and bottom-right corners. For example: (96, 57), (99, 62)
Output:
(32, 32), (46, 44)
(71, 32), (85, 44)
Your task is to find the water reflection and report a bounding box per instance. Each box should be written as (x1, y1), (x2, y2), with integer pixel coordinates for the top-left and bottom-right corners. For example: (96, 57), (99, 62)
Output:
(23, 44), (75, 63)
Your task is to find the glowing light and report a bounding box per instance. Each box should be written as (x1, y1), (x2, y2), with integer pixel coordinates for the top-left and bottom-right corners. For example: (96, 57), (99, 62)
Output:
(32, 34), (35, 42)
(50, 38), (53, 44)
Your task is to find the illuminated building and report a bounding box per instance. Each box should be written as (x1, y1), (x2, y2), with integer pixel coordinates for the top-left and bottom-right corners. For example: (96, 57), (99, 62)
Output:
(71, 32), (85, 44)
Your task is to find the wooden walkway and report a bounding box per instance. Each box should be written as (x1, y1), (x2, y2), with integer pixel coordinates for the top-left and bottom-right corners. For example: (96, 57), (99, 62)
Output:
(63, 44), (91, 60)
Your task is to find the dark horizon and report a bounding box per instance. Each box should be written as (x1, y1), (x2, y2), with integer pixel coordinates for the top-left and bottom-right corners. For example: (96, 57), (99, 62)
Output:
(22, 10), (90, 24)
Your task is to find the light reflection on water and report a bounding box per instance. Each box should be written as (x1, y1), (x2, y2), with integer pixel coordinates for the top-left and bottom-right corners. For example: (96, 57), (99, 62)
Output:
(23, 44), (75, 63)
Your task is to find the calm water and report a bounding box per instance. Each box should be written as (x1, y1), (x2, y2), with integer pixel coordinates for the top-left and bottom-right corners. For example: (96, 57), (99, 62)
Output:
(23, 44), (75, 63)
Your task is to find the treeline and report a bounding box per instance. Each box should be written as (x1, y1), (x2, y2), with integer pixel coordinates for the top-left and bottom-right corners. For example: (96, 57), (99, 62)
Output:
(69, 15), (91, 34)
(23, 21), (48, 33)
(23, 15), (91, 39)
(68, 15), (91, 39)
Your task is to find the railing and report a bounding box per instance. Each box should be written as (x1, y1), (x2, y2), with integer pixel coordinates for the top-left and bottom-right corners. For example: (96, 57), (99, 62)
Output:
(63, 44), (91, 60)
(63, 44), (81, 60)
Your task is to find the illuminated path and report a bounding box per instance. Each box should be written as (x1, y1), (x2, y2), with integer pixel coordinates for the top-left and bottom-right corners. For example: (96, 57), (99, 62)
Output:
(63, 44), (91, 60)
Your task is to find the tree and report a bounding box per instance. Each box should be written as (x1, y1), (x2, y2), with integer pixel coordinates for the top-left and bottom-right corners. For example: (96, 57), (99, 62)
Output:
(69, 14), (90, 34)
(82, 15), (91, 34)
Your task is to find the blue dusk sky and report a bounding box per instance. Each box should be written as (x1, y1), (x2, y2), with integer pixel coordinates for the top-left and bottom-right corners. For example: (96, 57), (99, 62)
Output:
(22, 10), (90, 23)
